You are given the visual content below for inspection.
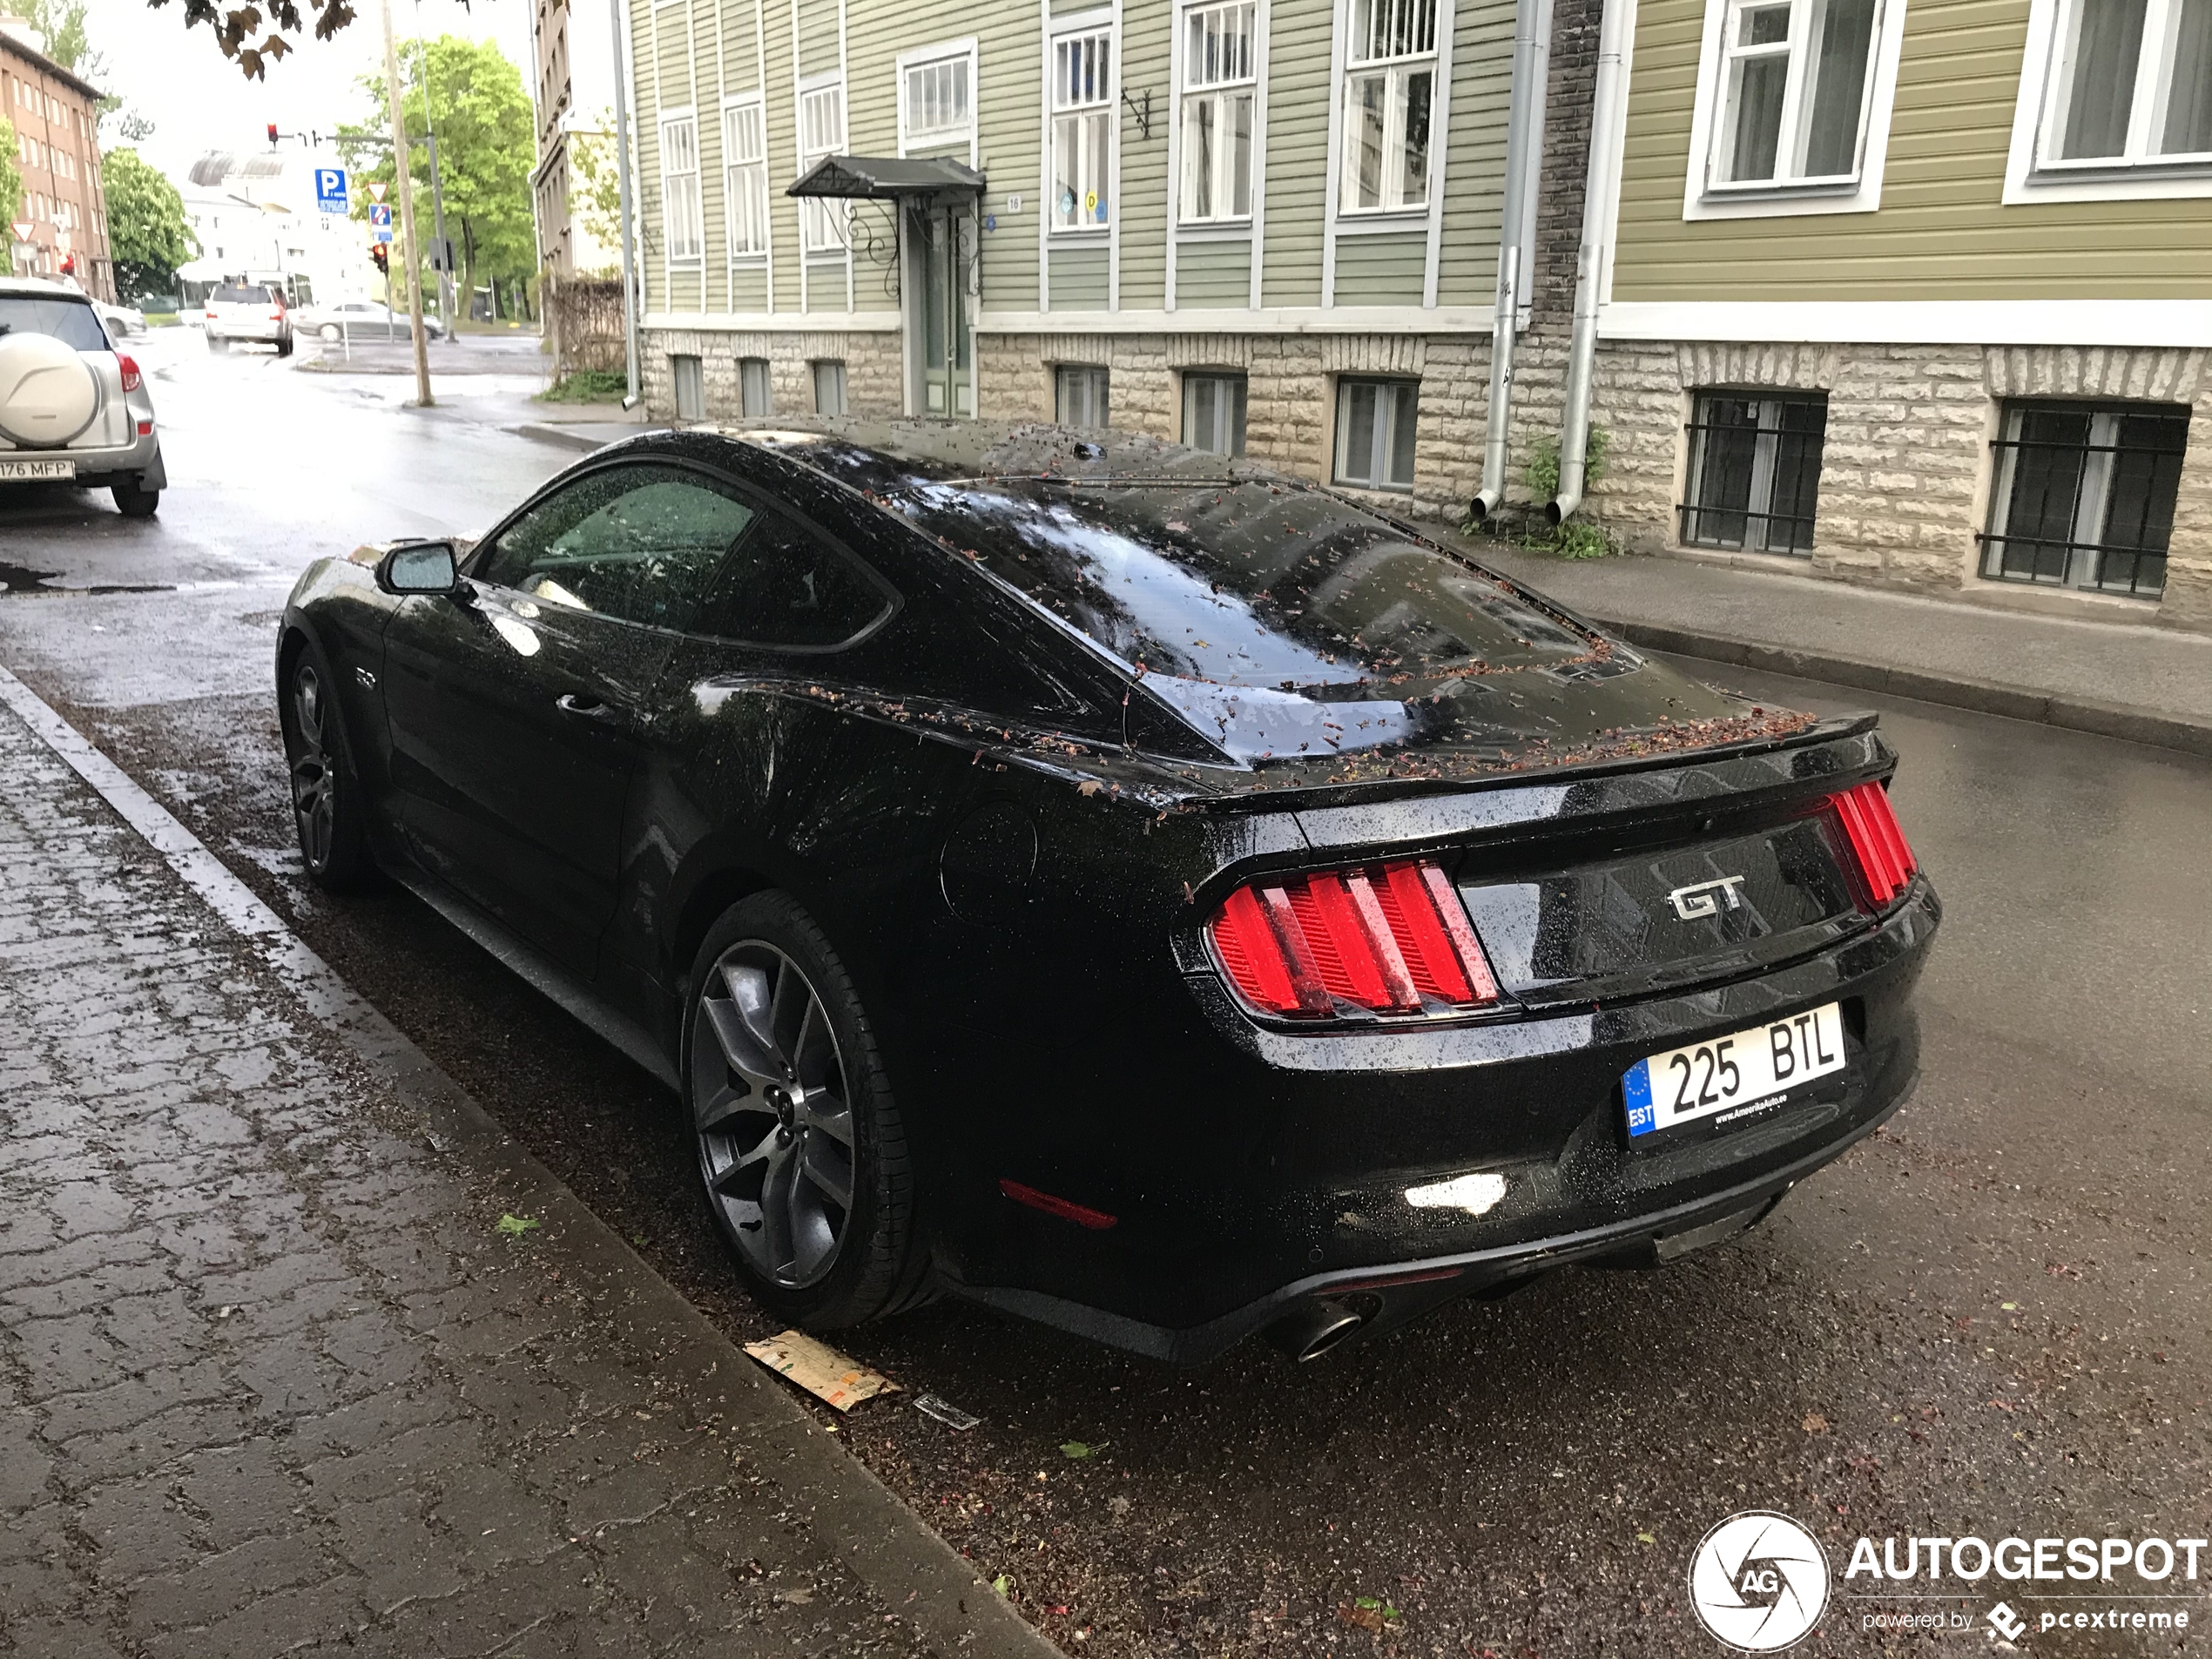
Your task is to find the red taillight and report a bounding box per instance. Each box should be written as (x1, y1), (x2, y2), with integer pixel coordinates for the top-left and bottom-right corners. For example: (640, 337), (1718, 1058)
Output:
(1831, 780), (1917, 907)
(116, 354), (141, 393)
(1210, 860), (1500, 1019)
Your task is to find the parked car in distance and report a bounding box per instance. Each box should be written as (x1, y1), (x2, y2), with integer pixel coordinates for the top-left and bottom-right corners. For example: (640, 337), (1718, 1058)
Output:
(0, 275), (166, 516)
(275, 421), (1939, 1364)
(204, 283), (293, 355)
(298, 299), (447, 341)
(94, 299), (147, 338)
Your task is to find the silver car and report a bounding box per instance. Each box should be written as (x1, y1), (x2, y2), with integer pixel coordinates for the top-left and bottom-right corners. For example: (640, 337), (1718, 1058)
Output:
(0, 276), (166, 516)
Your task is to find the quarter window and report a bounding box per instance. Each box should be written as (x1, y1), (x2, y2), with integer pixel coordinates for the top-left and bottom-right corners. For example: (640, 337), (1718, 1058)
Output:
(904, 52), (973, 145)
(660, 112), (705, 260)
(1183, 372), (1248, 456)
(799, 81), (849, 253)
(689, 506), (894, 648)
(1341, 0), (1436, 213)
(2039, 0), (2212, 165)
(1980, 401), (2188, 597)
(1055, 364), (1111, 428)
(1181, 2), (1258, 222)
(1334, 378), (1418, 490)
(1709, 0), (1882, 186)
(1052, 30), (1115, 231)
(1680, 391), (1829, 554)
(723, 100), (771, 256)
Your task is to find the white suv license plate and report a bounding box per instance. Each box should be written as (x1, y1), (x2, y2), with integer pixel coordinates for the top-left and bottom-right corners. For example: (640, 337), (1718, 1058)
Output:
(1624, 1001), (1847, 1140)
(0, 457), (76, 481)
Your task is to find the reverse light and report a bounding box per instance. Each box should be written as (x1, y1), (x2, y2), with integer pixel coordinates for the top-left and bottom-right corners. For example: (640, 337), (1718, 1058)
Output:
(1210, 860), (1501, 1020)
(1831, 780), (1918, 907)
(116, 354), (141, 393)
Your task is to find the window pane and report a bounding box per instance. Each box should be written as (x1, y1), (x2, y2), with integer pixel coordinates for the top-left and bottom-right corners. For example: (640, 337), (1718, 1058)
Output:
(1399, 71), (1433, 204)
(813, 360), (846, 415)
(1346, 73), (1388, 208)
(1338, 382), (1379, 483)
(740, 358), (772, 417)
(1187, 97), (1218, 218)
(1351, 0), (1437, 62)
(1688, 396), (1759, 546)
(1727, 55), (1790, 179)
(1997, 408), (2093, 581)
(2059, 0), (2148, 158)
(690, 508), (889, 647)
(2161, 0), (2212, 153)
(1386, 383), (1419, 486)
(482, 467), (754, 630)
(1231, 92), (1254, 215)
(1802, 0), (1877, 175)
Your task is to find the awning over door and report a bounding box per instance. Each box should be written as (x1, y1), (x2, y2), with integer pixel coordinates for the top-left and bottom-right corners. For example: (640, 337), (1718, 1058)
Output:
(786, 155), (985, 200)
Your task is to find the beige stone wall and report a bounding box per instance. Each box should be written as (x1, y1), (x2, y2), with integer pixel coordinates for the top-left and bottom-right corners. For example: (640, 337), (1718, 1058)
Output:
(1578, 340), (2212, 631)
(639, 327), (906, 421)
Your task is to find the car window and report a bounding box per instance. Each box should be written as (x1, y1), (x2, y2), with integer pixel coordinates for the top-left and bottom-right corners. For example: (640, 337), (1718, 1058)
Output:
(0, 296), (109, 351)
(211, 286), (273, 305)
(475, 463), (757, 631)
(688, 507), (892, 649)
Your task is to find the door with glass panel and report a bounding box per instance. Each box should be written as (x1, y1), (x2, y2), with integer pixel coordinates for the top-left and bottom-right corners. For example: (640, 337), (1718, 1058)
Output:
(907, 201), (974, 417)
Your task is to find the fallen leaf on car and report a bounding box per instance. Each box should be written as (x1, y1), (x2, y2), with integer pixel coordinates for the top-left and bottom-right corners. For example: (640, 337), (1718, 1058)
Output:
(1061, 1440), (1103, 1459)
(777, 1588), (815, 1605)
(744, 1330), (898, 1411)
(1802, 1413), (1831, 1433)
(1338, 1597), (1403, 1632)
(993, 1574), (1014, 1596)
(1078, 780), (1103, 796)
(1636, 1531), (1656, 1545)
(494, 1213), (541, 1238)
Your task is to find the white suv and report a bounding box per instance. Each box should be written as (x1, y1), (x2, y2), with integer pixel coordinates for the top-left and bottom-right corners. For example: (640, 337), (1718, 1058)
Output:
(0, 277), (167, 516)
(204, 282), (295, 355)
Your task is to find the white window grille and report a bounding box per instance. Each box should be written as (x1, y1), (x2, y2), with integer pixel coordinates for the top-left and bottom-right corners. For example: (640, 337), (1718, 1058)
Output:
(799, 81), (849, 253)
(1052, 30), (1115, 231)
(722, 100), (770, 256)
(1707, 0), (1883, 187)
(660, 112), (704, 261)
(2036, 0), (2212, 166)
(1183, 372), (1248, 455)
(1055, 364), (1110, 427)
(905, 54), (973, 144)
(1181, 1), (1258, 220)
(1340, 0), (1437, 213)
(1334, 378), (1419, 490)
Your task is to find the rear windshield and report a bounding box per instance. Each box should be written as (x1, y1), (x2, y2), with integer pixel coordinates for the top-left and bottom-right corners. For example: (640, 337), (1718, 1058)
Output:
(886, 475), (1595, 699)
(212, 286), (278, 305)
(0, 295), (108, 351)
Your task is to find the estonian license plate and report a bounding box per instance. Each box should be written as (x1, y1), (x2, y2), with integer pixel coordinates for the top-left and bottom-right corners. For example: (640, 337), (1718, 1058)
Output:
(0, 457), (76, 481)
(1624, 1001), (1847, 1140)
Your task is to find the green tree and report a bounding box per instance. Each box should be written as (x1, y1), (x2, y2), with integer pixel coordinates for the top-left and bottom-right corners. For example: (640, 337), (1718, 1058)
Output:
(340, 37), (535, 320)
(103, 148), (198, 300)
(23, 0), (99, 77)
(0, 118), (22, 232)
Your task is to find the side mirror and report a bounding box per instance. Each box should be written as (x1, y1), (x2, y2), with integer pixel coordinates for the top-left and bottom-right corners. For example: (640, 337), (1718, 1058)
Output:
(376, 540), (462, 599)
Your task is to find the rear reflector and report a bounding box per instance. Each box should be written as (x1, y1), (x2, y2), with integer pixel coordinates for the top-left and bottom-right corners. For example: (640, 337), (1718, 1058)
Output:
(1831, 780), (1918, 906)
(998, 1178), (1117, 1231)
(1211, 860), (1500, 1019)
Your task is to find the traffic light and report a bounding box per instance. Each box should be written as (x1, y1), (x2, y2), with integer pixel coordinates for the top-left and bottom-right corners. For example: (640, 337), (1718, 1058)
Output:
(369, 243), (388, 275)
(266, 123), (280, 148)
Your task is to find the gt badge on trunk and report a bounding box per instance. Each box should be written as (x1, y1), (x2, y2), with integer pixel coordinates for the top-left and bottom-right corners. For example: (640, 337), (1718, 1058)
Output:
(1623, 1001), (1847, 1140)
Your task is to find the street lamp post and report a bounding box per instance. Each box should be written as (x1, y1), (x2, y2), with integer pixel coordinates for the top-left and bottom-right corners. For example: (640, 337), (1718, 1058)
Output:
(379, 0), (433, 405)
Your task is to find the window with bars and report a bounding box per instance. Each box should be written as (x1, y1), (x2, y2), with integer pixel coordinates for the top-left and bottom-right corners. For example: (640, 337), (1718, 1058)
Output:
(2037, 0), (2212, 168)
(1341, 0), (1437, 213)
(1707, 0), (1883, 189)
(799, 82), (849, 253)
(1052, 30), (1115, 231)
(1055, 365), (1110, 428)
(1335, 378), (1419, 490)
(904, 53), (972, 145)
(1181, 2), (1258, 222)
(660, 113), (705, 261)
(723, 100), (770, 257)
(1980, 401), (2188, 598)
(1183, 372), (1248, 456)
(1679, 391), (1830, 554)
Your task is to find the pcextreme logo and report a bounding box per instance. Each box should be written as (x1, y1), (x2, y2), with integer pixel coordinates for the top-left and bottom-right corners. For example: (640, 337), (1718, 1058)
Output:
(1689, 1512), (1831, 1652)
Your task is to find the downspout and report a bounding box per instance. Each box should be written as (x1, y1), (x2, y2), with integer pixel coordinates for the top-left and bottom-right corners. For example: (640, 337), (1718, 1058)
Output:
(1547, 0), (1632, 524)
(1469, 0), (1549, 523)
(610, 0), (644, 409)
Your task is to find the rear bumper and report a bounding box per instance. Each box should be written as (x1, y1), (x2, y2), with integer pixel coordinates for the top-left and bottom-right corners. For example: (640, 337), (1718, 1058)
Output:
(1, 430), (164, 489)
(209, 320), (289, 341)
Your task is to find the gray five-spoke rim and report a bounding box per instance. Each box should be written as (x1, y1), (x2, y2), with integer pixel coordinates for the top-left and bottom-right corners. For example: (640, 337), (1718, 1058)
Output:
(691, 941), (855, 1289)
(289, 664), (334, 871)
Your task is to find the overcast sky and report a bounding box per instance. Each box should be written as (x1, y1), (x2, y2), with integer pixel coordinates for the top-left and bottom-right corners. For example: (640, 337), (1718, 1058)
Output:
(85, 0), (537, 186)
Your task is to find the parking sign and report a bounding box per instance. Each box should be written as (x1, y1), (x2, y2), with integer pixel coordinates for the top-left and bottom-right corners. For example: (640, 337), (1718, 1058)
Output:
(315, 167), (348, 216)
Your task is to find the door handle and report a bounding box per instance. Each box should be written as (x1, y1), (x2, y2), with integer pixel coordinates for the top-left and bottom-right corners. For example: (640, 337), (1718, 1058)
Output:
(555, 692), (622, 720)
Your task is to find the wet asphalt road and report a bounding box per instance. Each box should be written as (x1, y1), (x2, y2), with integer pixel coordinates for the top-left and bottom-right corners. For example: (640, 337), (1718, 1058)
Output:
(3, 334), (2208, 1658)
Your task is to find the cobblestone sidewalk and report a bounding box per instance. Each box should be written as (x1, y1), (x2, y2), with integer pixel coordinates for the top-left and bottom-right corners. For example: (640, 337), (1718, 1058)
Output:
(0, 692), (1046, 1658)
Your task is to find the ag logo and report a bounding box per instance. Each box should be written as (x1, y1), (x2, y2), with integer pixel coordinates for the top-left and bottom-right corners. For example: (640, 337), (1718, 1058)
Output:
(1689, 1511), (1831, 1651)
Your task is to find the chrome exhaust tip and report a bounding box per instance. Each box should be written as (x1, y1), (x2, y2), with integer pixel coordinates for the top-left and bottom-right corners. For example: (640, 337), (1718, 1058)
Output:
(1263, 1298), (1366, 1363)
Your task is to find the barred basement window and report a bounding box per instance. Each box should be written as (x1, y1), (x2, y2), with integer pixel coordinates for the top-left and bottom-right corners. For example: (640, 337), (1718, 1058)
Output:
(1680, 391), (1829, 554)
(1335, 377), (1418, 491)
(1979, 401), (2188, 598)
(813, 359), (847, 415)
(1055, 364), (1110, 428)
(739, 357), (773, 418)
(1183, 371), (1247, 456)
(672, 354), (706, 421)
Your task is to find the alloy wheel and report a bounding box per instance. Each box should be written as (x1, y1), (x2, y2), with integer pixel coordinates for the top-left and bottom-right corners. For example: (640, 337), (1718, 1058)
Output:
(692, 941), (857, 1289)
(289, 664), (336, 872)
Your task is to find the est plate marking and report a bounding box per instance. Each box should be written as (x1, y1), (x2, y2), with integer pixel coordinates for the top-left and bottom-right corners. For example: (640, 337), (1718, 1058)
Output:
(0, 457), (77, 481)
(1623, 1001), (1846, 1139)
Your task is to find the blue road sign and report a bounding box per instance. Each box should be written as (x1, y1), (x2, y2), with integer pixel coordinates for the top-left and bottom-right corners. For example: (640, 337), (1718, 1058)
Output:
(314, 167), (348, 215)
(372, 228), (395, 245)
(368, 203), (392, 228)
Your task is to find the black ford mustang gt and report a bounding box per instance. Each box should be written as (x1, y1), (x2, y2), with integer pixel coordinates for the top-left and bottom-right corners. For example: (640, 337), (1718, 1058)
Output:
(277, 421), (1938, 1364)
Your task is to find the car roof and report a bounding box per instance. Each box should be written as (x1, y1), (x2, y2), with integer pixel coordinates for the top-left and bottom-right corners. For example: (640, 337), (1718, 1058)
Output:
(0, 276), (94, 303)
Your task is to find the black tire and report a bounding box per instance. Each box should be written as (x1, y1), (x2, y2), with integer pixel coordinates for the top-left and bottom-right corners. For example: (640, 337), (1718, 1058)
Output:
(320, 323), (341, 341)
(210, 335), (229, 354)
(280, 644), (375, 891)
(276, 333), (293, 358)
(111, 482), (159, 518)
(685, 892), (931, 1329)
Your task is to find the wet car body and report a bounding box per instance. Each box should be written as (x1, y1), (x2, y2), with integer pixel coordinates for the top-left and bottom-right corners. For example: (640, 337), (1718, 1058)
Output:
(280, 421), (1938, 1363)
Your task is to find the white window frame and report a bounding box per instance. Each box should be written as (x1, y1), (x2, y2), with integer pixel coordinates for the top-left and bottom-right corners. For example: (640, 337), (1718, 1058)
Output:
(1050, 24), (1117, 235)
(1338, 0), (1440, 217)
(1679, 0), (1911, 219)
(721, 94), (772, 260)
(799, 75), (850, 254)
(1178, 0), (1260, 223)
(659, 109), (705, 264)
(1333, 376), (1420, 491)
(898, 39), (979, 155)
(1055, 363), (1111, 426)
(2002, 0), (2212, 200)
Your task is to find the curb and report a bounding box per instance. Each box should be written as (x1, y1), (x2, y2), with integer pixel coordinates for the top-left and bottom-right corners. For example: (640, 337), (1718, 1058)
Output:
(0, 664), (1062, 1659)
(1601, 617), (2212, 762)
(514, 421), (610, 452)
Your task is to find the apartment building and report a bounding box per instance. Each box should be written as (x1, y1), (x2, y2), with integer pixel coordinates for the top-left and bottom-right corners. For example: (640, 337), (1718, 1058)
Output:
(1, 17), (113, 300)
(532, 0), (622, 274)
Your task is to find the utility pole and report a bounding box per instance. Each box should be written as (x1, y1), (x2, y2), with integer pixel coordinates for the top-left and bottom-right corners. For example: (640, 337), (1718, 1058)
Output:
(380, 0), (433, 405)
(412, 5), (455, 331)
(610, 0), (640, 408)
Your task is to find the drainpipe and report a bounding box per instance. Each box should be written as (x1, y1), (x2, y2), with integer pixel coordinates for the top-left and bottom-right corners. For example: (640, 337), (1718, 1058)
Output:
(1469, 0), (1549, 523)
(1547, 0), (1633, 525)
(610, 0), (643, 409)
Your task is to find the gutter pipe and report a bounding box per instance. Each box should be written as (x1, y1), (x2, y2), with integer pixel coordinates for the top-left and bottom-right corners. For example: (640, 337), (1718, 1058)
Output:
(1470, 0), (1550, 523)
(1547, 0), (1633, 525)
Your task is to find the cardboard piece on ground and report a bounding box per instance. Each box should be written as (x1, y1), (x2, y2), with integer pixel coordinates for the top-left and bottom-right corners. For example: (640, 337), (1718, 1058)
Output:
(744, 1329), (898, 1412)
